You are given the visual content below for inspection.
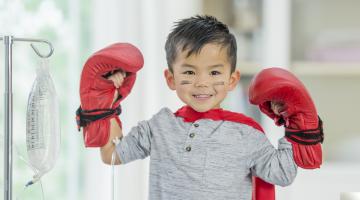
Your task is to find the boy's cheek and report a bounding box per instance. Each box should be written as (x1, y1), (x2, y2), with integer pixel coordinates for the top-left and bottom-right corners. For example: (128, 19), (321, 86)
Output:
(176, 88), (189, 98)
(176, 84), (192, 92)
(180, 80), (193, 85)
(213, 81), (225, 86)
(177, 76), (194, 85)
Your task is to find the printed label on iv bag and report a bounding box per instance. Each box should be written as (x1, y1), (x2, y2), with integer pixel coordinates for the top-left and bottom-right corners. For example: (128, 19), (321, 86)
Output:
(27, 84), (48, 150)
(26, 59), (60, 176)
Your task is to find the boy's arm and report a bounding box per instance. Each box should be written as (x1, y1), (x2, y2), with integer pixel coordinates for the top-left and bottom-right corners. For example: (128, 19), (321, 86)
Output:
(100, 118), (122, 165)
(100, 73), (124, 165)
(101, 116), (153, 165)
(100, 71), (152, 165)
(249, 135), (298, 187)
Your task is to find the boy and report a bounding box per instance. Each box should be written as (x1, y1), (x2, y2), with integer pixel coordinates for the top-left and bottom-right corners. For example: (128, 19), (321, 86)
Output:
(101, 15), (297, 200)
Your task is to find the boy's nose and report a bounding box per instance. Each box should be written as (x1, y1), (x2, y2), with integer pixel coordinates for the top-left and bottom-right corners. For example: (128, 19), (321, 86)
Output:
(194, 75), (210, 87)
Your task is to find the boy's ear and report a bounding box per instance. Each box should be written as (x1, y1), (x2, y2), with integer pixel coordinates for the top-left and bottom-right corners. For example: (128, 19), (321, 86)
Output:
(228, 69), (240, 91)
(164, 69), (176, 90)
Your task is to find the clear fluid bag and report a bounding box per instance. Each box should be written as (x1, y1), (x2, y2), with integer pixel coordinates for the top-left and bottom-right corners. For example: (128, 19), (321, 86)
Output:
(26, 59), (60, 181)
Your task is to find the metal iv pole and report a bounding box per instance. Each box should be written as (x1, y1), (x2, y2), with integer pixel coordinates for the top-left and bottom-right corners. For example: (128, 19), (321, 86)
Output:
(0, 35), (54, 200)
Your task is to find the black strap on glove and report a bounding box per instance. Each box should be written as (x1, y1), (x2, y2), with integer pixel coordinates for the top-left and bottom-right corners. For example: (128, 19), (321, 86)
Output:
(285, 116), (324, 145)
(76, 105), (122, 131)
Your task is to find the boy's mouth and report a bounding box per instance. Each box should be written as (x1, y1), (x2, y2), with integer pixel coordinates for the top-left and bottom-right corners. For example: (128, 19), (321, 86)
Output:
(193, 94), (213, 99)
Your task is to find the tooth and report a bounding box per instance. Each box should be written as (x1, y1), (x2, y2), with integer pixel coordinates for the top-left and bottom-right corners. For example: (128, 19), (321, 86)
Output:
(195, 95), (210, 98)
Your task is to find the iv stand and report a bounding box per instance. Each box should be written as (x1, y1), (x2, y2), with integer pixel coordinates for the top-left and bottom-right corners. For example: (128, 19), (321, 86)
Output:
(0, 35), (54, 200)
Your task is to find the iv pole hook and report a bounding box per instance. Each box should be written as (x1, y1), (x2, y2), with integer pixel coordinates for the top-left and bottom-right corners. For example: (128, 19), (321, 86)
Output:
(15, 37), (54, 58)
(30, 41), (54, 58)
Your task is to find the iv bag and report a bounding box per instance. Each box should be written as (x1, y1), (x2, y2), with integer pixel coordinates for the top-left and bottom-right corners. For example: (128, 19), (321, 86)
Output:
(26, 59), (60, 180)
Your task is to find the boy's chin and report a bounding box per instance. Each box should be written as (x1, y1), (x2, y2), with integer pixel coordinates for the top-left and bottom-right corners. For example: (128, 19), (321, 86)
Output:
(190, 105), (218, 113)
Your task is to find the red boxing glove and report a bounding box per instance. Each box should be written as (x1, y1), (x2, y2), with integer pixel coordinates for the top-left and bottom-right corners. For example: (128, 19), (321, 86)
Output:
(248, 67), (324, 169)
(76, 43), (144, 147)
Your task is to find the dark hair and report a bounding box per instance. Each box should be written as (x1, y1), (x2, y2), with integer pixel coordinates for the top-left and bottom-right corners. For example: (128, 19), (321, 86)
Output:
(165, 15), (237, 73)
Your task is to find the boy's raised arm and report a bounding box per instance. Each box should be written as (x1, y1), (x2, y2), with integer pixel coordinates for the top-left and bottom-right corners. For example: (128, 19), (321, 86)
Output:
(250, 135), (298, 187)
(100, 118), (122, 165)
(248, 67), (324, 169)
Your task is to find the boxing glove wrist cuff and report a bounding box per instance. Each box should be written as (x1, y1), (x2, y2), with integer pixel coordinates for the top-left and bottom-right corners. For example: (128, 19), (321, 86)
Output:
(76, 105), (122, 131)
(285, 116), (324, 145)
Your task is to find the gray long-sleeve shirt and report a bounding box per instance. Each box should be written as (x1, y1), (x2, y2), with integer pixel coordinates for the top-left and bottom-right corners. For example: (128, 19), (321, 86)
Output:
(116, 107), (297, 200)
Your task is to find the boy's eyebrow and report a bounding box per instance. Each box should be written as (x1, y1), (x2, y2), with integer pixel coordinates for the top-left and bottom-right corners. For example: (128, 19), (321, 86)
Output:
(181, 64), (224, 69)
(181, 64), (196, 68)
(207, 64), (224, 69)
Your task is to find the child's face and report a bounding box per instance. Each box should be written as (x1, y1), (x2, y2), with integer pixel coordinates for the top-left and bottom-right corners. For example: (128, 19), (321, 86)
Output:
(164, 43), (240, 112)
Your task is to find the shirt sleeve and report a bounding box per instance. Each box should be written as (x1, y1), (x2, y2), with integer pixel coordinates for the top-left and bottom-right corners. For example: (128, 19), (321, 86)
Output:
(248, 133), (298, 187)
(115, 120), (152, 164)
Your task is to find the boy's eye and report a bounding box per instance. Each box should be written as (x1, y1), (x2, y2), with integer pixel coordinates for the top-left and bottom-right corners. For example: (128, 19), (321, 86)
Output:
(210, 71), (221, 76)
(182, 71), (195, 75)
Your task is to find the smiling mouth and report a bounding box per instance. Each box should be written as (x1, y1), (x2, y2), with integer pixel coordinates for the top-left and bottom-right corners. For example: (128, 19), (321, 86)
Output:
(193, 94), (213, 99)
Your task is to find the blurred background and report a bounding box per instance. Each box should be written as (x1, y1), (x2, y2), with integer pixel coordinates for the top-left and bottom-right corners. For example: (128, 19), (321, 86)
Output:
(0, 0), (359, 199)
